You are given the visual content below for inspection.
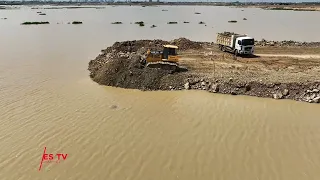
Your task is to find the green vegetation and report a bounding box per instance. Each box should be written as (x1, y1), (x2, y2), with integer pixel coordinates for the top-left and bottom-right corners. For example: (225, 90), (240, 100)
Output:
(183, 21), (190, 23)
(21, 21), (49, 25)
(150, 25), (157, 28)
(199, 21), (205, 24)
(228, 20), (237, 23)
(41, 6), (104, 9)
(263, 7), (318, 11)
(194, 12), (201, 14)
(260, 7), (317, 11)
(162, 9), (168, 11)
(135, 21), (144, 26)
(72, 21), (82, 24)
(263, 7), (292, 10)
(243, 18), (247, 20)
(39, 13), (46, 15)
(167, 22), (178, 24)
(293, 9), (317, 11)
(111, 21), (123, 24)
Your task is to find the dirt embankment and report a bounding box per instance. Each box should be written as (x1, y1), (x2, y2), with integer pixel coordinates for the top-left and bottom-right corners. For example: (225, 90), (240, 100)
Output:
(88, 38), (320, 104)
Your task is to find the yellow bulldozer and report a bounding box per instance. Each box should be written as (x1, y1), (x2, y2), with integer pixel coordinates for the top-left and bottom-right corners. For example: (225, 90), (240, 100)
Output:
(144, 44), (185, 72)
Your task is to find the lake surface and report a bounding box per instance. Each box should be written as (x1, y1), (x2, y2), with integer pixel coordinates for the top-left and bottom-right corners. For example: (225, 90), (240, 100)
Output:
(0, 5), (320, 180)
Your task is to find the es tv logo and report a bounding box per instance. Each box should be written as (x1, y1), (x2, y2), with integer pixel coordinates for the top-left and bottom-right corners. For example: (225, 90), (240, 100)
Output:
(38, 147), (68, 171)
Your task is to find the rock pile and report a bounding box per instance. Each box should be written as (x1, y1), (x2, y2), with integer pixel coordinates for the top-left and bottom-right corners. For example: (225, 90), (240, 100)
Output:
(302, 88), (320, 103)
(182, 79), (320, 103)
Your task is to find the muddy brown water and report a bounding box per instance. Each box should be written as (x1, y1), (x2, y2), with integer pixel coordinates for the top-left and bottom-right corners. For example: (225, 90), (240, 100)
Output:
(1, 5), (320, 180)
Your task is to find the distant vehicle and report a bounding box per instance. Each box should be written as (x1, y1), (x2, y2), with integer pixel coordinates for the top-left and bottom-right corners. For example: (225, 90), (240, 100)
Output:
(216, 32), (255, 56)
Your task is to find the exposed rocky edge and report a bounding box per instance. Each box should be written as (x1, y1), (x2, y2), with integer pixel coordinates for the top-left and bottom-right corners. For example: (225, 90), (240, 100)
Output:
(88, 38), (320, 104)
(255, 39), (320, 47)
(186, 80), (320, 104)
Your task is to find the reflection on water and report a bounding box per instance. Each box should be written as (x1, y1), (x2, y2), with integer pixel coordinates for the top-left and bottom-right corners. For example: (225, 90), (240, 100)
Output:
(0, 5), (320, 180)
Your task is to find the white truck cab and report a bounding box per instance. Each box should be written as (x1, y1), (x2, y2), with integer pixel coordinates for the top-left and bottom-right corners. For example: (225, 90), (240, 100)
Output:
(234, 36), (255, 55)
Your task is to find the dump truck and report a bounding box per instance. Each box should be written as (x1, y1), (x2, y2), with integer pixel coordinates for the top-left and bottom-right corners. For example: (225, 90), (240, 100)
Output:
(216, 32), (255, 56)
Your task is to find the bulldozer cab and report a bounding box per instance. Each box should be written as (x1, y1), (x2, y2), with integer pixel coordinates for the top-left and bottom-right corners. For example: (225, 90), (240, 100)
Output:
(162, 45), (178, 60)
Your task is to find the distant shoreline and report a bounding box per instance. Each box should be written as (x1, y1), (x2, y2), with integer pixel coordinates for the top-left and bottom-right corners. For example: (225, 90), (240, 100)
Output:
(1, 1), (320, 11)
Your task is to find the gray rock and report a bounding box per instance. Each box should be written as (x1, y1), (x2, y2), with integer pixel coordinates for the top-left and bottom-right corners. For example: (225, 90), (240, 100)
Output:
(305, 95), (311, 101)
(312, 97), (320, 103)
(211, 83), (219, 93)
(245, 84), (251, 91)
(273, 92), (283, 99)
(201, 82), (206, 86)
(229, 78), (233, 82)
(307, 90), (312, 93)
(169, 86), (173, 89)
(283, 89), (289, 96)
(184, 82), (190, 90)
(110, 105), (117, 109)
(312, 89), (319, 93)
(310, 93), (316, 100)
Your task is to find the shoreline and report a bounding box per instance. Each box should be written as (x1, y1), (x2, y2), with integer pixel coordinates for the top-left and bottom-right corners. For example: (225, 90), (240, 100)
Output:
(1, 2), (320, 11)
(88, 38), (320, 104)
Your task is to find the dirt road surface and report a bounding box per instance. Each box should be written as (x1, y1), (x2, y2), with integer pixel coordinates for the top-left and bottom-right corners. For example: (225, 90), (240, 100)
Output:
(256, 54), (320, 59)
(179, 45), (320, 84)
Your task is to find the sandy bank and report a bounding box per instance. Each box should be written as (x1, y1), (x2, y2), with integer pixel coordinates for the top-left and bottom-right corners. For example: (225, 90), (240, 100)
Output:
(88, 38), (320, 104)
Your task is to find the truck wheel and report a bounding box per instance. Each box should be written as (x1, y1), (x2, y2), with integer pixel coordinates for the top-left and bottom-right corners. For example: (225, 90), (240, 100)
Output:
(234, 50), (238, 56)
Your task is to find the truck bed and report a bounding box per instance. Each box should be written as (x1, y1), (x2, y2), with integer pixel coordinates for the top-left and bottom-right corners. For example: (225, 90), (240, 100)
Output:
(216, 32), (246, 48)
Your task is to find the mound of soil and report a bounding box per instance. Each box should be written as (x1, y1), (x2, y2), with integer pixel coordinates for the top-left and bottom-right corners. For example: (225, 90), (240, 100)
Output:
(169, 38), (203, 50)
(101, 38), (203, 54)
(89, 53), (186, 91)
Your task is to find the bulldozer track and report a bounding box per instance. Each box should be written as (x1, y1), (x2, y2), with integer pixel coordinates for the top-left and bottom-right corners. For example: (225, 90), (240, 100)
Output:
(146, 62), (179, 71)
